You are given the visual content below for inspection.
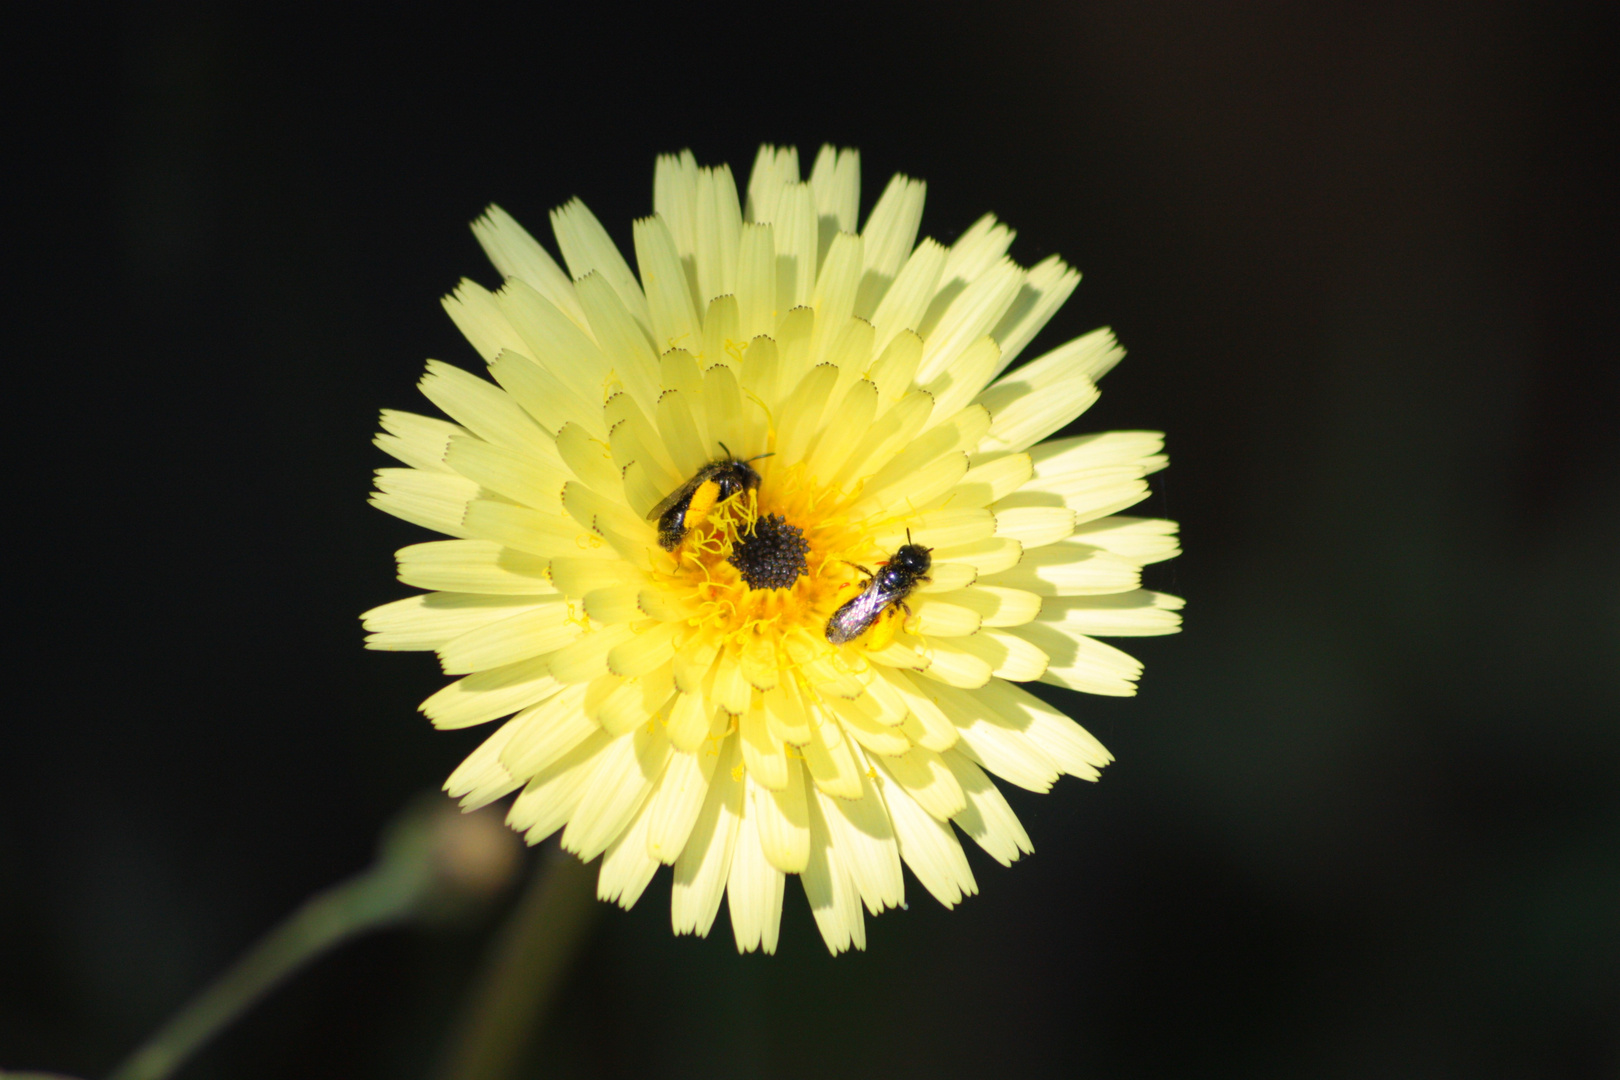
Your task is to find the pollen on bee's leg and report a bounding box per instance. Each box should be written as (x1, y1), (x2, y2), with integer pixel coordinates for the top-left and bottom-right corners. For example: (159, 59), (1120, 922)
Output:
(682, 480), (723, 532)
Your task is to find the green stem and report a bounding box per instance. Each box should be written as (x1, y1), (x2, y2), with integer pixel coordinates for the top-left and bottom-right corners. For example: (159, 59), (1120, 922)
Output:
(107, 853), (427, 1080)
(433, 843), (599, 1080)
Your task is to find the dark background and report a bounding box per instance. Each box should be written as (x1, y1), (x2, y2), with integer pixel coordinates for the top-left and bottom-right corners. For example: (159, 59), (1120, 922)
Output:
(5, 1), (1617, 1076)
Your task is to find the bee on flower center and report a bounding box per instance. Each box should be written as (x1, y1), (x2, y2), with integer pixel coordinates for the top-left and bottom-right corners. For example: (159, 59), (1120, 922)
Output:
(825, 535), (933, 646)
(647, 444), (771, 550)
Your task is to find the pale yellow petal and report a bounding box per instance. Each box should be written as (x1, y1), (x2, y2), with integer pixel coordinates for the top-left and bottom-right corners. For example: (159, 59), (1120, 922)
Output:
(494, 280), (614, 408)
(607, 621), (680, 678)
(1029, 429), (1167, 478)
(808, 143), (860, 235)
(418, 360), (553, 461)
(421, 653), (561, 729)
(705, 648), (753, 716)
(922, 677), (1061, 793)
(1001, 469), (1152, 525)
(471, 204), (588, 330)
(734, 223), (777, 343)
(727, 773), (786, 954)
(1039, 590), (1184, 637)
(917, 259), (1023, 385)
(804, 377), (877, 486)
(743, 144), (799, 224)
(671, 733), (743, 938)
(739, 701), (789, 790)
(869, 241), (946, 355)
(774, 362), (838, 469)
(952, 629), (1050, 681)
(982, 540), (1141, 597)
(874, 667), (959, 752)
(860, 173), (927, 284)
(987, 254), (1081, 377)
(488, 350), (606, 440)
(462, 498), (609, 561)
(550, 196), (651, 333)
(361, 592), (542, 653)
(370, 468), (477, 539)
(801, 710), (865, 799)
(954, 451), (1033, 507)
(654, 150), (701, 259)
(575, 273), (661, 409)
(874, 769), (976, 908)
(506, 729), (611, 843)
(912, 635), (994, 689)
(553, 422), (621, 495)
(548, 557), (644, 597)
(751, 759), (811, 873)
(826, 385), (933, 492)
(645, 746), (718, 865)
(1070, 516), (1181, 564)
(1010, 623), (1146, 696)
(375, 410), (466, 473)
(562, 722), (671, 861)
(876, 745), (966, 821)
(499, 683), (596, 778)
(445, 718), (524, 810)
(815, 766), (904, 914)
(911, 598), (982, 637)
(976, 677), (1113, 780)
(770, 182), (817, 312)
(634, 214), (702, 352)
(920, 336), (1001, 426)
(993, 505), (1076, 548)
(548, 624), (636, 684)
(800, 791), (867, 954)
(694, 165), (742, 305)
(441, 279), (529, 363)
(598, 789), (662, 910)
(588, 665), (675, 737)
(941, 214), (1015, 285)
(771, 305), (816, 402)
(931, 536), (1024, 577)
(930, 585), (1043, 628)
(941, 750), (1033, 866)
(444, 435), (567, 510)
(870, 507), (995, 552)
(763, 680), (812, 746)
(665, 690), (716, 753)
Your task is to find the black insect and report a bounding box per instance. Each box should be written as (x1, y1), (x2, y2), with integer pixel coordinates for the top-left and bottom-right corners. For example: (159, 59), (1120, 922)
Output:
(825, 536), (933, 645)
(647, 444), (770, 550)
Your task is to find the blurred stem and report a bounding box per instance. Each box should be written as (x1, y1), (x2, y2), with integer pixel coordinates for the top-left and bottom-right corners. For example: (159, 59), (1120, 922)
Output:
(107, 823), (433, 1080)
(434, 843), (599, 1080)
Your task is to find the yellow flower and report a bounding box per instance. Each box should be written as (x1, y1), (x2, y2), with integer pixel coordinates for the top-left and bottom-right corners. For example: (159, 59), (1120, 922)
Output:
(363, 145), (1182, 953)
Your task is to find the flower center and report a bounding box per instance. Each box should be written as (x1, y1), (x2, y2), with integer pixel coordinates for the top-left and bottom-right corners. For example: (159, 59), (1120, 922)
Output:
(647, 464), (879, 659)
(727, 513), (809, 589)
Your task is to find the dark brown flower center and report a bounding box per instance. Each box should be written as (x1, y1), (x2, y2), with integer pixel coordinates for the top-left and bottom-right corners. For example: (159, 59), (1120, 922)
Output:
(727, 513), (810, 590)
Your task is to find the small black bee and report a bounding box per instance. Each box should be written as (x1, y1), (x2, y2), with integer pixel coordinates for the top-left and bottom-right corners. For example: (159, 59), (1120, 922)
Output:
(647, 443), (770, 550)
(825, 535), (933, 646)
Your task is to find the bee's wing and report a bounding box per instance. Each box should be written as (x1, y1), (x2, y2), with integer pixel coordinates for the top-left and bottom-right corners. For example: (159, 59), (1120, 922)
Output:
(646, 474), (701, 522)
(831, 584), (900, 634)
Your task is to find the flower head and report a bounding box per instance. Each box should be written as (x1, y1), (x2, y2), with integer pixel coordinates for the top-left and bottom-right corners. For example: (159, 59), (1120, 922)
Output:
(364, 145), (1181, 953)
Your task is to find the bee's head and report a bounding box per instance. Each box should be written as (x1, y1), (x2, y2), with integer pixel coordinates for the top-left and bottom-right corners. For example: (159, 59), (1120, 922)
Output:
(717, 443), (771, 490)
(890, 542), (933, 575)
